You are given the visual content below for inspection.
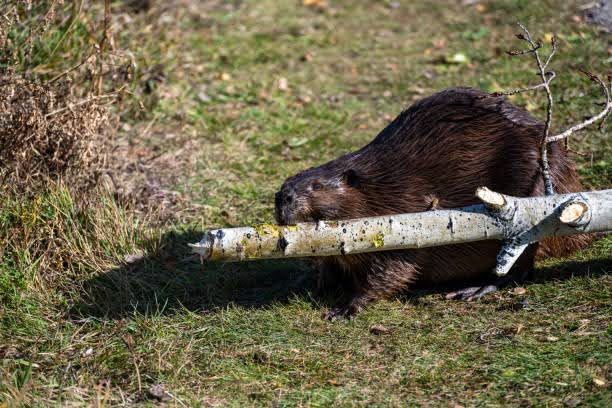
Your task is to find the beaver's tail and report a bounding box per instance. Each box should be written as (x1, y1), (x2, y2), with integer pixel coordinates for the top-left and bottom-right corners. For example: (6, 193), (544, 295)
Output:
(535, 141), (594, 259)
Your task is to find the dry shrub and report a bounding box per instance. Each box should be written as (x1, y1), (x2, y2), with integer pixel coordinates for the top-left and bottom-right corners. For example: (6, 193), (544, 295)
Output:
(0, 0), (117, 194)
(0, 74), (112, 193)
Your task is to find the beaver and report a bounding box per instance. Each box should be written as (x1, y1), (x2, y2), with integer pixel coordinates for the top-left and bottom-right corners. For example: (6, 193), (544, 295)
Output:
(274, 87), (593, 320)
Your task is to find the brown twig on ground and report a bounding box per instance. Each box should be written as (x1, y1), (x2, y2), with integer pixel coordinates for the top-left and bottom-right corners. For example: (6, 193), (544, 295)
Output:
(48, 51), (95, 84)
(44, 91), (119, 118)
(500, 22), (609, 196)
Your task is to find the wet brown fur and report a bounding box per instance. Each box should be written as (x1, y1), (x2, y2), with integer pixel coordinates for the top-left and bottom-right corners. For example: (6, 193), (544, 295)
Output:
(275, 88), (592, 317)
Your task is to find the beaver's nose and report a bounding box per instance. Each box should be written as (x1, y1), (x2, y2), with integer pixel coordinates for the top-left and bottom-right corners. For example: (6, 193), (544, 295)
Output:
(275, 190), (294, 208)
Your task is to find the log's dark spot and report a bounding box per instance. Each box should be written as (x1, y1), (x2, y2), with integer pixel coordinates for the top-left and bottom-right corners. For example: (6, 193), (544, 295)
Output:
(312, 249), (316, 253)
(246, 233), (251, 239)
(447, 218), (454, 233)
(236, 243), (243, 253)
(343, 228), (347, 233)
(498, 259), (507, 266)
(216, 230), (225, 239)
(389, 219), (393, 224)
(277, 237), (288, 252)
(340, 241), (346, 256)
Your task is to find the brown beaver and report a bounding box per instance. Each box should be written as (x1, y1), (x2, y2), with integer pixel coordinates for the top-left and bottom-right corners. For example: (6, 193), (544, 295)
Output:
(275, 87), (592, 320)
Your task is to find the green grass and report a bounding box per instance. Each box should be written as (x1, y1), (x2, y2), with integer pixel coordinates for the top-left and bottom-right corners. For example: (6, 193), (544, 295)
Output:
(1, 0), (611, 405)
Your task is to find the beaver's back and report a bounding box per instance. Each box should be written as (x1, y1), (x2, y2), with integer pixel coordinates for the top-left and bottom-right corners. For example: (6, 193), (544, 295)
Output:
(350, 87), (590, 262)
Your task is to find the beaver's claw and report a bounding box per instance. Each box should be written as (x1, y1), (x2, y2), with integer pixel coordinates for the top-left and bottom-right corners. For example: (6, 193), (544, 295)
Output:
(445, 284), (499, 301)
(323, 303), (361, 321)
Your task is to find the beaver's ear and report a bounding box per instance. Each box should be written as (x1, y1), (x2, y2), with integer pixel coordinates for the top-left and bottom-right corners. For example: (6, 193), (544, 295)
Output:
(342, 169), (360, 188)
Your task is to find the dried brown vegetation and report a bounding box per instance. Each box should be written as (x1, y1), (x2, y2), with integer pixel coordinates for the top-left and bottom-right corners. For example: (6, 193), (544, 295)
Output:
(0, 1), (117, 194)
(0, 74), (112, 193)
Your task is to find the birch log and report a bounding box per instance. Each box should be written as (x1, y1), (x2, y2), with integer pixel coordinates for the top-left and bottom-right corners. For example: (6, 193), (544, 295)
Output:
(190, 188), (611, 276)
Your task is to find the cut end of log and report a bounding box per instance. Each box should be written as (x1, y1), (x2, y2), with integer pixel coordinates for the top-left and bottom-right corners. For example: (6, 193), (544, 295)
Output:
(189, 233), (214, 260)
(559, 201), (589, 226)
(476, 187), (507, 210)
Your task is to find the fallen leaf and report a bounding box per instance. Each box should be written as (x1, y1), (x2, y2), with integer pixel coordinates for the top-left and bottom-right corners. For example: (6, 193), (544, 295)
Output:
(593, 377), (606, 387)
(544, 32), (554, 43)
(197, 92), (211, 103)
(546, 336), (559, 342)
(511, 287), (527, 295)
(303, 0), (328, 9)
(563, 397), (581, 407)
(287, 137), (309, 148)
(221, 72), (231, 81)
(278, 77), (289, 91)
(370, 324), (392, 335)
(124, 252), (144, 263)
(433, 38), (447, 49)
(148, 384), (170, 401)
(300, 51), (314, 62)
(446, 52), (469, 64)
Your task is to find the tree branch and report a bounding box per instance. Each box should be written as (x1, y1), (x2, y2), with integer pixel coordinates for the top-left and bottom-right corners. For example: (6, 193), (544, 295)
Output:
(190, 189), (612, 271)
(546, 71), (612, 142)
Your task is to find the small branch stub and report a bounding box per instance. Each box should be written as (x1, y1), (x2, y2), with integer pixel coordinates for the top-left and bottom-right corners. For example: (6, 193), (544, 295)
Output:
(494, 242), (529, 276)
(559, 200), (591, 227)
(476, 187), (506, 210)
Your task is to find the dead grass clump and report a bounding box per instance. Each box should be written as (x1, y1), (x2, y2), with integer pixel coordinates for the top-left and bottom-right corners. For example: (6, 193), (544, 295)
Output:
(0, 74), (112, 193)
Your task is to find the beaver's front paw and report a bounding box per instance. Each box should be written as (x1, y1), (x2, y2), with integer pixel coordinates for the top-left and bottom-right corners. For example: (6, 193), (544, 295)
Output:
(445, 284), (499, 301)
(322, 303), (361, 321)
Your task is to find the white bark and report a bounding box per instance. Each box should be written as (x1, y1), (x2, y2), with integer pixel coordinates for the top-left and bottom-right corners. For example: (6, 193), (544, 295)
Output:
(190, 188), (611, 275)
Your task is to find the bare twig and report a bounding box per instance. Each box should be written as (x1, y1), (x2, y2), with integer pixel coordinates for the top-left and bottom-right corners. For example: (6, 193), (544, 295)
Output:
(504, 23), (557, 194)
(95, 0), (112, 95)
(505, 23), (556, 195)
(501, 23), (609, 195)
(48, 51), (95, 84)
(546, 71), (612, 142)
(491, 71), (556, 96)
(44, 91), (120, 118)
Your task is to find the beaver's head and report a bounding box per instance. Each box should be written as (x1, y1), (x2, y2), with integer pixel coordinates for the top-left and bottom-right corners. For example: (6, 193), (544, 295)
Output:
(275, 163), (365, 225)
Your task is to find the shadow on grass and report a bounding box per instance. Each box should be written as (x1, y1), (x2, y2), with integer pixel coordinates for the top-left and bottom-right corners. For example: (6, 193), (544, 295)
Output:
(404, 252), (611, 304)
(72, 227), (610, 320)
(71, 228), (320, 319)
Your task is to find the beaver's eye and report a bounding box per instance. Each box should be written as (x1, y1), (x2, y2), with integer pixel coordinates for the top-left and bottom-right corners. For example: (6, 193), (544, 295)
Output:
(311, 181), (323, 191)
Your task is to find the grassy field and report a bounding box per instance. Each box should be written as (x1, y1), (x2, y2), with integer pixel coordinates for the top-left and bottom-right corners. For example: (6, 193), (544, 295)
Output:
(1, 0), (611, 406)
